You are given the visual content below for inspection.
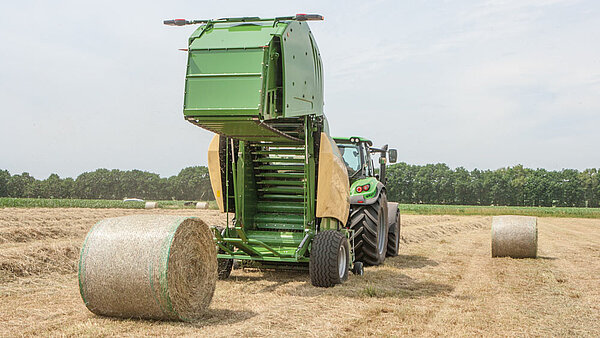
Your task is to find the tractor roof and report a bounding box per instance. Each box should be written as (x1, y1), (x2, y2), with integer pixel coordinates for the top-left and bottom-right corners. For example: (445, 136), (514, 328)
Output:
(333, 136), (373, 146)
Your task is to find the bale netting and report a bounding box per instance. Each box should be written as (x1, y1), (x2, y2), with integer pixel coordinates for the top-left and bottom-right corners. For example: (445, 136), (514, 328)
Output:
(78, 215), (217, 321)
(196, 202), (208, 209)
(491, 215), (538, 258)
(145, 201), (158, 209)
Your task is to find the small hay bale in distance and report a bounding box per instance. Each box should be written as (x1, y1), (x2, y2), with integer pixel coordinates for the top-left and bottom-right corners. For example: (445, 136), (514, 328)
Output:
(78, 215), (217, 321)
(145, 201), (158, 209)
(491, 215), (537, 258)
(196, 202), (208, 209)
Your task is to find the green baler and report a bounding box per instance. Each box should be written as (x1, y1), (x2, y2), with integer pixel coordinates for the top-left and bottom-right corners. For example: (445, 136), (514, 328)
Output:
(166, 14), (399, 287)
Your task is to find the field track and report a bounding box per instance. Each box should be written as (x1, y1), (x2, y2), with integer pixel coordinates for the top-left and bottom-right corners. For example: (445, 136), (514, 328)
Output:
(0, 208), (598, 336)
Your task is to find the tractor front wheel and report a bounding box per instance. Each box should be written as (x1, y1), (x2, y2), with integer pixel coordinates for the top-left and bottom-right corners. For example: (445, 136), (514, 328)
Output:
(310, 230), (350, 287)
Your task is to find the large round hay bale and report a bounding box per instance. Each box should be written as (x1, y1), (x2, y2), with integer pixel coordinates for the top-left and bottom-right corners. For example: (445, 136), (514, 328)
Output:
(78, 215), (217, 321)
(196, 202), (208, 209)
(145, 201), (158, 209)
(491, 215), (537, 258)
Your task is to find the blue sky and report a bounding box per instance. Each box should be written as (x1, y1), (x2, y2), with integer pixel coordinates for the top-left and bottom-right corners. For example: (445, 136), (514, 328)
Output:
(1, 0), (598, 178)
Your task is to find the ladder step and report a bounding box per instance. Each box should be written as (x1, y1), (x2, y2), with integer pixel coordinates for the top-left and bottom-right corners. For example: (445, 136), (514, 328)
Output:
(261, 194), (304, 200)
(253, 157), (305, 163)
(253, 149), (305, 155)
(256, 172), (305, 178)
(259, 186), (305, 194)
(257, 180), (304, 186)
(255, 213), (304, 225)
(257, 201), (306, 213)
(256, 165), (305, 171)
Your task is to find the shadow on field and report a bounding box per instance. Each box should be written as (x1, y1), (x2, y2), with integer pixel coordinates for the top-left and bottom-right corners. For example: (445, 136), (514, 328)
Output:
(189, 308), (257, 328)
(385, 255), (439, 269)
(229, 270), (309, 293)
(285, 268), (454, 299)
(227, 256), (452, 299)
(104, 308), (257, 328)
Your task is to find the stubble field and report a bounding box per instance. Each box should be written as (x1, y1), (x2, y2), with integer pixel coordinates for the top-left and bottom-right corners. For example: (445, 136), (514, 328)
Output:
(0, 208), (598, 336)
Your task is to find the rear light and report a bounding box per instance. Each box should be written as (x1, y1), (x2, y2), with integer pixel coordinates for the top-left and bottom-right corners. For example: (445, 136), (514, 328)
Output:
(362, 184), (370, 191)
(356, 186), (363, 193)
(164, 19), (189, 26)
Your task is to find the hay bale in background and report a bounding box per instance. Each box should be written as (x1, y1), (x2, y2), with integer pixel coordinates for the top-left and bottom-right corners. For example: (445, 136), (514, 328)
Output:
(196, 202), (208, 209)
(491, 215), (537, 258)
(78, 215), (217, 321)
(145, 201), (158, 209)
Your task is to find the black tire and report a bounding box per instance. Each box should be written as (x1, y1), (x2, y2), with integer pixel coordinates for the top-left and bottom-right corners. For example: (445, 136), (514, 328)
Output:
(349, 192), (388, 266)
(215, 226), (233, 279)
(386, 202), (401, 257)
(310, 230), (350, 287)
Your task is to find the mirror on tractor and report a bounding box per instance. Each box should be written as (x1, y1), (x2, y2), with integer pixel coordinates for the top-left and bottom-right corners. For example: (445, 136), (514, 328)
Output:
(388, 149), (398, 163)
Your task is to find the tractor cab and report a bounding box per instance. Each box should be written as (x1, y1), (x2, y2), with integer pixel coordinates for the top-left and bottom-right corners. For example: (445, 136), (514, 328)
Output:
(334, 136), (398, 184)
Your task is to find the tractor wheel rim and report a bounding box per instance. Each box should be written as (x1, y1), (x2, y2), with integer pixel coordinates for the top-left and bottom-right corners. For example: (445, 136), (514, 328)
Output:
(378, 212), (386, 255)
(338, 244), (347, 279)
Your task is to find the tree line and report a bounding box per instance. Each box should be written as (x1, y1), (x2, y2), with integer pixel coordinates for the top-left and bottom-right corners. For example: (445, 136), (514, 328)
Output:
(1, 163), (599, 207)
(0, 167), (212, 201)
(386, 163), (600, 208)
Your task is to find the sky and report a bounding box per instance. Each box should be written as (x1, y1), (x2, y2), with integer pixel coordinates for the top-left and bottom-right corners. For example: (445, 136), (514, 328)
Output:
(1, 0), (598, 179)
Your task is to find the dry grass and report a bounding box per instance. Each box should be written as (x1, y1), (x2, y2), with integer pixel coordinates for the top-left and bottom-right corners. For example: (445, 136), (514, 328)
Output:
(0, 209), (598, 336)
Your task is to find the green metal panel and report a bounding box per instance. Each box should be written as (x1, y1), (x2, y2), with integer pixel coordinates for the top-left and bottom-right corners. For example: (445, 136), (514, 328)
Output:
(184, 76), (261, 112)
(188, 49), (264, 74)
(280, 21), (324, 117)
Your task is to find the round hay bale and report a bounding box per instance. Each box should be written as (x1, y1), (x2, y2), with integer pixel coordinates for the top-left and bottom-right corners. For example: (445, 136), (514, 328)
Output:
(196, 202), (208, 209)
(78, 215), (217, 321)
(145, 201), (158, 209)
(491, 215), (537, 258)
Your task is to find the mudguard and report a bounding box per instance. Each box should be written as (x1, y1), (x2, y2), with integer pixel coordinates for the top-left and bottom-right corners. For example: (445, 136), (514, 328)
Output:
(349, 177), (385, 205)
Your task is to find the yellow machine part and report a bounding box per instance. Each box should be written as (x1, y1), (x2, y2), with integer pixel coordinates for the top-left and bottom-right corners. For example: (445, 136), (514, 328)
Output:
(316, 132), (350, 225)
(207, 135), (224, 212)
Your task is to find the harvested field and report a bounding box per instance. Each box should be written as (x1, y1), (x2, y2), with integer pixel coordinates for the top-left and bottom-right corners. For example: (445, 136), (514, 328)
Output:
(0, 208), (598, 336)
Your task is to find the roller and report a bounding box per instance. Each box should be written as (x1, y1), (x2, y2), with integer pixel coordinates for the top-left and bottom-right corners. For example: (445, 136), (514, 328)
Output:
(491, 215), (537, 258)
(78, 215), (217, 321)
(196, 202), (208, 209)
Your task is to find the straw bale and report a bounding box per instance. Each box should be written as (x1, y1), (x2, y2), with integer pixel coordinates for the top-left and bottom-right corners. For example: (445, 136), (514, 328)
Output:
(491, 215), (537, 258)
(145, 201), (158, 209)
(78, 215), (217, 321)
(196, 202), (208, 209)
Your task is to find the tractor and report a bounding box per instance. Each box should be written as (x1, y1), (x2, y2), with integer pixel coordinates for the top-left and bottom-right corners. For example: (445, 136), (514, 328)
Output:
(165, 14), (400, 287)
(335, 137), (401, 267)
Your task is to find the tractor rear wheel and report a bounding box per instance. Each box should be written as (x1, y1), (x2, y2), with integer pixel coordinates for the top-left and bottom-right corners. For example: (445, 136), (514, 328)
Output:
(349, 193), (388, 266)
(386, 202), (401, 257)
(310, 230), (350, 287)
(215, 226), (233, 279)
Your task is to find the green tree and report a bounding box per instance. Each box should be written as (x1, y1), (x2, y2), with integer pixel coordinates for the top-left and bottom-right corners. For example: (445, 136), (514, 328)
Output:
(0, 170), (10, 197)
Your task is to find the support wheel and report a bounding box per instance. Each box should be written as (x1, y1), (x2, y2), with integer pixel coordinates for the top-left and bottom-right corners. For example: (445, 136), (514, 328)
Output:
(386, 202), (401, 257)
(352, 261), (364, 275)
(349, 193), (388, 266)
(215, 227), (233, 279)
(310, 230), (350, 287)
